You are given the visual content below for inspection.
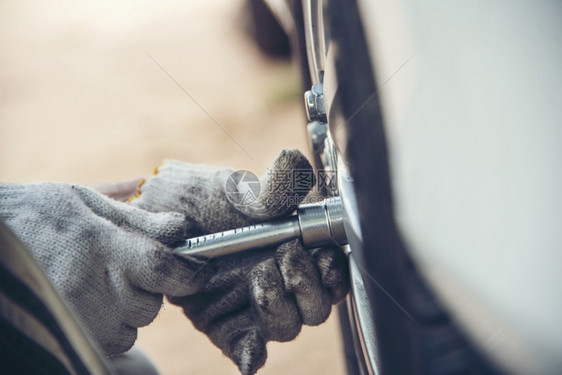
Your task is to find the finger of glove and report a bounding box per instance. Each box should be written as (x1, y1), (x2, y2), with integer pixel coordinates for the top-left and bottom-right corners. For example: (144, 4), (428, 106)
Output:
(167, 267), (251, 333)
(130, 161), (255, 233)
(310, 246), (350, 304)
(233, 148), (316, 221)
(122, 286), (164, 328)
(130, 161), (220, 217)
(168, 296), (268, 375)
(125, 240), (216, 296)
(72, 185), (192, 244)
(168, 249), (274, 333)
(207, 309), (267, 375)
(130, 149), (315, 233)
(248, 259), (302, 342)
(275, 239), (332, 326)
(230, 328), (267, 375)
(102, 324), (138, 356)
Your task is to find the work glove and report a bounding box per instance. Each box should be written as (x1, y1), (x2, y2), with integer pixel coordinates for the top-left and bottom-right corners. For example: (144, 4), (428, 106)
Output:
(130, 149), (350, 374)
(0, 183), (216, 356)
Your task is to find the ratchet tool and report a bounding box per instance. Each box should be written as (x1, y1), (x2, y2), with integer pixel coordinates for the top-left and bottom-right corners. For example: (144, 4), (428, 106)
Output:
(174, 197), (347, 259)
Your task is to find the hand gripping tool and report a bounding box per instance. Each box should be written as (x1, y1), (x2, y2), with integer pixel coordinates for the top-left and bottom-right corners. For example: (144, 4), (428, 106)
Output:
(174, 197), (347, 259)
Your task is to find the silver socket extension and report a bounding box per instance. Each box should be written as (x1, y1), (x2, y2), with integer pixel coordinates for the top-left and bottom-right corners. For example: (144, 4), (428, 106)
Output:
(174, 197), (347, 259)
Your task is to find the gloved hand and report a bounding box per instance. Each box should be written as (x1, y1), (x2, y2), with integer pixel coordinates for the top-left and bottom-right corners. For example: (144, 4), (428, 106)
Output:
(130, 149), (350, 374)
(0, 183), (215, 356)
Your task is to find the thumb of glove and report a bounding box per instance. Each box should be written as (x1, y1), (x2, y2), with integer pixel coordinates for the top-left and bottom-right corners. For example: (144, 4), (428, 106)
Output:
(226, 148), (316, 220)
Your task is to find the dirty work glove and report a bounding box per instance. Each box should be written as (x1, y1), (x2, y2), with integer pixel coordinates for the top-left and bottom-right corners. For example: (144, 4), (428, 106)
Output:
(0, 183), (215, 356)
(130, 149), (350, 374)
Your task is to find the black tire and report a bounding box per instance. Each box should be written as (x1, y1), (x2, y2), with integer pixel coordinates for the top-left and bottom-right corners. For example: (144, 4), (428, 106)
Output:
(297, 0), (508, 373)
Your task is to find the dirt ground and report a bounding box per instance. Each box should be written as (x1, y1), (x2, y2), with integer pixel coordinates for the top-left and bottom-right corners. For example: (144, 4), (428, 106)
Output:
(0, 0), (346, 374)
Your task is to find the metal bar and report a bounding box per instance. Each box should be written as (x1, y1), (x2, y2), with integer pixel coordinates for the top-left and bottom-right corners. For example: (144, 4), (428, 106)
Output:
(174, 197), (346, 259)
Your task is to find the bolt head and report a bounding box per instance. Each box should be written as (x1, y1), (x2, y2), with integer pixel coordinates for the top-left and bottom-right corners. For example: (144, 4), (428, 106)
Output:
(304, 84), (326, 122)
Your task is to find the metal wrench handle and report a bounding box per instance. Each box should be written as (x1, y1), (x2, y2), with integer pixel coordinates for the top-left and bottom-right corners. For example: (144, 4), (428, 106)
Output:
(174, 197), (346, 259)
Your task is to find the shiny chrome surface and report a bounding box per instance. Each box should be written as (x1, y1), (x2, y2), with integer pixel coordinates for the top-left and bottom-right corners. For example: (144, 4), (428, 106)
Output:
(320, 129), (339, 196)
(174, 198), (347, 258)
(347, 253), (380, 375)
(302, 0), (326, 84)
(307, 120), (328, 152)
(304, 83), (327, 122)
(297, 197), (345, 248)
(337, 158), (363, 257)
(175, 218), (300, 258)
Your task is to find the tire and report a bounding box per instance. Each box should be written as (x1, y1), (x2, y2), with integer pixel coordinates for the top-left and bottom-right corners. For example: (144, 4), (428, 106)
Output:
(293, 0), (507, 373)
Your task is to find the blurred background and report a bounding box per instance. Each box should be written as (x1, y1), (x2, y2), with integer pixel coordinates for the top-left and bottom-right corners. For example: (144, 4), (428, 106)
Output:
(0, 0), (345, 373)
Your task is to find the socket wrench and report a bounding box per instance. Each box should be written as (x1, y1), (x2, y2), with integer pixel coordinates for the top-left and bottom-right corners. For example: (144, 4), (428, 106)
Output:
(174, 197), (347, 258)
